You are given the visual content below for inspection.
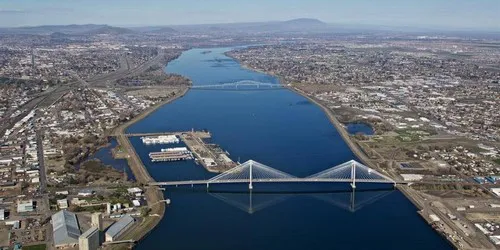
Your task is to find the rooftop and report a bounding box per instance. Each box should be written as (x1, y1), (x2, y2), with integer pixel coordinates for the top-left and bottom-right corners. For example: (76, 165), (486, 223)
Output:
(80, 226), (99, 239)
(52, 210), (81, 246)
(106, 214), (134, 238)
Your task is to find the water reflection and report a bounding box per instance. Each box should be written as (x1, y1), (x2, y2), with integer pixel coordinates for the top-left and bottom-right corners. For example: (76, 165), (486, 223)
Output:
(199, 189), (395, 215)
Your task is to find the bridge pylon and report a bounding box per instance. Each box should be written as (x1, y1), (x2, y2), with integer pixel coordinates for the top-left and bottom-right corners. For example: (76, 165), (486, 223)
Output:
(350, 161), (356, 189)
(249, 160), (253, 190)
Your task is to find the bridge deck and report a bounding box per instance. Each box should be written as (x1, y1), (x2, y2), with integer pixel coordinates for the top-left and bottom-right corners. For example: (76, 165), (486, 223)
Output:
(150, 178), (403, 186)
(190, 82), (285, 90)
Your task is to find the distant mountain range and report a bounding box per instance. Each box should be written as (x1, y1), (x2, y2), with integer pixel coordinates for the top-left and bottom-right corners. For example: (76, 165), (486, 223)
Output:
(1, 19), (498, 36)
(0, 19), (329, 35)
(0, 24), (135, 35)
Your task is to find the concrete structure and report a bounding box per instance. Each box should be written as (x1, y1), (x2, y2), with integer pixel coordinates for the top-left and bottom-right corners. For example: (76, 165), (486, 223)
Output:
(52, 210), (81, 248)
(151, 160), (400, 190)
(0, 209), (4, 220)
(17, 199), (34, 213)
(105, 215), (135, 242)
(91, 213), (103, 231)
(79, 227), (99, 250)
(57, 199), (68, 209)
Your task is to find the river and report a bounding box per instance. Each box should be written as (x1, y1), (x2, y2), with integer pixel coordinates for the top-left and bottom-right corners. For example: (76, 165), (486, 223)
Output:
(128, 48), (451, 250)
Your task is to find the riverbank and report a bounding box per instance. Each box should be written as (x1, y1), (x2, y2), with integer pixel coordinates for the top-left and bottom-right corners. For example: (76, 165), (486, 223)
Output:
(288, 84), (465, 248)
(230, 55), (464, 249)
(108, 86), (189, 248)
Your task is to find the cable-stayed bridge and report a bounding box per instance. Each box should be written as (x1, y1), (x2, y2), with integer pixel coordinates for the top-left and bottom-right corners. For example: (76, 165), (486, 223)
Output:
(189, 80), (285, 90)
(150, 160), (404, 190)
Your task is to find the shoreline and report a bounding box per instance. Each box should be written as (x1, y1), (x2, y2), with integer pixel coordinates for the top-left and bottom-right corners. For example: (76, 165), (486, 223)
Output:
(285, 85), (378, 169)
(110, 86), (189, 247)
(233, 58), (461, 248)
(228, 54), (377, 168)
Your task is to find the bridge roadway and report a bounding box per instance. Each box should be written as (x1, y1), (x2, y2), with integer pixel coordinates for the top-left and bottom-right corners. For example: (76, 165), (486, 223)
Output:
(150, 178), (405, 186)
(189, 82), (285, 90)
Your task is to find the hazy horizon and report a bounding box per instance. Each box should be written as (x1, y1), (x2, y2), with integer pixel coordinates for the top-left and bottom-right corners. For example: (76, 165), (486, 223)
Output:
(0, 0), (499, 31)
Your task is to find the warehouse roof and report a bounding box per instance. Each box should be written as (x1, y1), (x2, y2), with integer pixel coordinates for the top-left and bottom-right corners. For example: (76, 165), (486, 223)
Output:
(52, 210), (81, 246)
(106, 214), (134, 239)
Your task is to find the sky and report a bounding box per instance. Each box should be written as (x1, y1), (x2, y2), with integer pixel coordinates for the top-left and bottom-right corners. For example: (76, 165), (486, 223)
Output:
(0, 0), (499, 30)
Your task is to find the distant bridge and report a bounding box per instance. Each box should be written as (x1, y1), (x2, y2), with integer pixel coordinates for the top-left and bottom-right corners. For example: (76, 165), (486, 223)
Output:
(189, 80), (285, 91)
(150, 160), (405, 190)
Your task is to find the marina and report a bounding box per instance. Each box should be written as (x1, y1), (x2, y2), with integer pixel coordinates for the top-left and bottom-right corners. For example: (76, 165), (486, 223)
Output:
(139, 130), (236, 170)
(141, 134), (179, 145)
(149, 148), (193, 162)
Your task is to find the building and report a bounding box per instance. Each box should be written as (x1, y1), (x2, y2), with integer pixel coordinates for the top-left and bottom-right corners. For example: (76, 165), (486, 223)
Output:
(91, 213), (103, 231)
(52, 210), (81, 248)
(79, 227), (99, 250)
(17, 199), (34, 213)
(127, 187), (142, 195)
(105, 215), (135, 242)
(78, 189), (94, 197)
(57, 199), (69, 209)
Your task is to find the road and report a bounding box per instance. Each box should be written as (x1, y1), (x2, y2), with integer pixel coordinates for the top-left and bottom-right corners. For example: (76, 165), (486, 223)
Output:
(86, 51), (165, 87)
(35, 129), (47, 193)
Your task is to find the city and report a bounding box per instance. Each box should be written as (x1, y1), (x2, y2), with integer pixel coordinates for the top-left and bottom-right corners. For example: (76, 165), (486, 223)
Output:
(0, 0), (499, 250)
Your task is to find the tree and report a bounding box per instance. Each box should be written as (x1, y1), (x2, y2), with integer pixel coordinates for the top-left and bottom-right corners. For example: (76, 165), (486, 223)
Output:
(140, 207), (151, 217)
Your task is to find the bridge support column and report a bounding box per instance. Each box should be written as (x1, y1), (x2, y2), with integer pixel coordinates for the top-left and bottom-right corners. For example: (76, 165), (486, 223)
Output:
(351, 161), (356, 189)
(206, 183), (209, 190)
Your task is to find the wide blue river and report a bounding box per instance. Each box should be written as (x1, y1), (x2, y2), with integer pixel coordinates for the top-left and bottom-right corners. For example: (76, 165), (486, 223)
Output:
(129, 48), (450, 250)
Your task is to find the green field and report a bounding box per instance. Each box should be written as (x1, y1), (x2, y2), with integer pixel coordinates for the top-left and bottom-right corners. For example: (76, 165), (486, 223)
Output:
(23, 244), (47, 250)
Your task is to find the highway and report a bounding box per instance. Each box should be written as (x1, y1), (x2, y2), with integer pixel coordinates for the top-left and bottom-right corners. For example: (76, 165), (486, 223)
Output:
(86, 51), (165, 87)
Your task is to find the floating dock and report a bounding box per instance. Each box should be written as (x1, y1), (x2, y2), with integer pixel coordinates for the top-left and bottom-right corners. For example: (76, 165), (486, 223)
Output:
(149, 147), (193, 162)
(141, 135), (180, 145)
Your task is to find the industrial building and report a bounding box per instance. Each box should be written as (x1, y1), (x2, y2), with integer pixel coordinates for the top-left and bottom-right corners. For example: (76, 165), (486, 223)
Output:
(79, 227), (99, 250)
(52, 210), (81, 248)
(17, 199), (34, 213)
(105, 215), (135, 242)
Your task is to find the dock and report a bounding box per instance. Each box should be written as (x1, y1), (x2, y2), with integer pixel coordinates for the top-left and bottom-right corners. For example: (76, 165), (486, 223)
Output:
(124, 131), (210, 138)
(149, 147), (194, 162)
(128, 130), (236, 172)
(180, 133), (237, 173)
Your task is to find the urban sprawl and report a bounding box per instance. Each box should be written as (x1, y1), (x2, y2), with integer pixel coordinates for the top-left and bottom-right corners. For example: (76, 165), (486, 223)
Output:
(0, 22), (499, 249)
